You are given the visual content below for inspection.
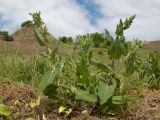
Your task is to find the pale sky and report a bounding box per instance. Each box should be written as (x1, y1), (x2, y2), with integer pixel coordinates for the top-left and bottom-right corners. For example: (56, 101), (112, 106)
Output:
(0, 0), (160, 41)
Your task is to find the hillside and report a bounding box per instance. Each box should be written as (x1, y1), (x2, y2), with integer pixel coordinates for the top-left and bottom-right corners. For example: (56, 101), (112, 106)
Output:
(0, 24), (160, 58)
(147, 41), (160, 51)
(0, 24), (64, 55)
(0, 24), (43, 55)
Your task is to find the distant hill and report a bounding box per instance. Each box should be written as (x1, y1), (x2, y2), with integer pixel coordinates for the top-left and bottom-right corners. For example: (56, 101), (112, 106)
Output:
(0, 24), (160, 59)
(0, 24), (65, 55)
(147, 41), (160, 51)
(12, 24), (57, 43)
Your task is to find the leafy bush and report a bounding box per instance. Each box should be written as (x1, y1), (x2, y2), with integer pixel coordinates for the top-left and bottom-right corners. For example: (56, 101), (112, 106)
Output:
(76, 30), (115, 48)
(30, 12), (142, 115)
(140, 52), (160, 89)
(78, 32), (106, 48)
(0, 56), (48, 87)
(21, 20), (33, 27)
(0, 31), (13, 41)
(1, 11), (160, 119)
(0, 103), (11, 119)
(90, 32), (105, 47)
(59, 36), (73, 44)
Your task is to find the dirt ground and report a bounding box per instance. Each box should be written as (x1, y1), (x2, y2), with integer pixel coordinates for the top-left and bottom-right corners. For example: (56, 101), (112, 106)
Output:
(0, 80), (160, 120)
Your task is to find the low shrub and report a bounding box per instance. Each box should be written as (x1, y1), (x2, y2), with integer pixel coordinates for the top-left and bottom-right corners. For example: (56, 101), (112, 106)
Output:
(21, 20), (33, 27)
(0, 31), (13, 41)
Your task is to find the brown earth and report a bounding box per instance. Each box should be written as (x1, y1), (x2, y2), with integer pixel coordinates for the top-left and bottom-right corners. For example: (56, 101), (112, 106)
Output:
(147, 41), (160, 51)
(0, 80), (42, 119)
(0, 24), (73, 57)
(0, 24), (44, 55)
(0, 24), (61, 56)
(0, 80), (160, 120)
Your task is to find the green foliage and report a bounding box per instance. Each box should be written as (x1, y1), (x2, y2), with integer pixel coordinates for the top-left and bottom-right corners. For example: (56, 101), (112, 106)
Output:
(77, 32), (107, 48)
(104, 29), (114, 47)
(0, 103), (11, 119)
(29, 12), (142, 115)
(75, 36), (93, 87)
(29, 11), (44, 26)
(0, 56), (47, 87)
(98, 81), (115, 105)
(0, 31), (13, 41)
(108, 15), (136, 61)
(27, 12), (160, 116)
(142, 52), (160, 89)
(90, 32), (105, 47)
(75, 89), (97, 103)
(108, 37), (128, 60)
(34, 28), (48, 46)
(21, 20), (32, 27)
(112, 95), (134, 105)
(2, 11), (160, 117)
(43, 84), (58, 99)
(59, 36), (73, 44)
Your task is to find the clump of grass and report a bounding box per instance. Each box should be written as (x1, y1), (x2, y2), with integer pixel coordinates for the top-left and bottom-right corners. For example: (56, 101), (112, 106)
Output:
(0, 31), (13, 41)
(0, 55), (50, 87)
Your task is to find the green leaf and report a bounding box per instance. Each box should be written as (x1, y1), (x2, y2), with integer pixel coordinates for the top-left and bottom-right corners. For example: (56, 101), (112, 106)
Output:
(115, 19), (123, 36)
(123, 15), (136, 30)
(43, 84), (58, 99)
(38, 69), (57, 93)
(129, 15), (136, 21)
(125, 52), (137, 76)
(91, 59), (111, 73)
(108, 40), (123, 59)
(51, 41), (60, 59)
(0, 104), (11, 118)
(112, 96), (124, 105)
(112, 95), (135, 105)
(29, 11), (44, 26)
(34, 28), (48, 46)
(75, 89), (97, 103)
(98, 81), (115, 105)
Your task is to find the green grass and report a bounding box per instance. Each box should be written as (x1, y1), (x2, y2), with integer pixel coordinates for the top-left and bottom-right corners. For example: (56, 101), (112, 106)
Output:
(0, 55), (49, 87)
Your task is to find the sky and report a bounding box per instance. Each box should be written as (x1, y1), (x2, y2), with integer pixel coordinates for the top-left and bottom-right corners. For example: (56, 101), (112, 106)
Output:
(0, 0), (160, 41)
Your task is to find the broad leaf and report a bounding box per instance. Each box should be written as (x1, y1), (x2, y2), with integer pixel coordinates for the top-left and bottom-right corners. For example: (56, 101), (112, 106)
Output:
(125, 58), (135, 76)
(91, 59), (111, 73)
(124, 15), (136, 30)
(34, 28), (48, 46)
(75, 89), (97, 103)
(98, 81), (115, 105)
(51, 41), (60, 60)
(0, 104), (11, 118)
(38, 69), (57, 93)
(115, 19), (123, 36)
(108, 40), (123, 59)
(43, 84), (58, 99)
(29, 11), (44, 26)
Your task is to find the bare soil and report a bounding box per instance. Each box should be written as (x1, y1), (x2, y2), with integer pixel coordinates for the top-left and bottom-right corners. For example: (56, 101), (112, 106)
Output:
(0, 80), (160, 120)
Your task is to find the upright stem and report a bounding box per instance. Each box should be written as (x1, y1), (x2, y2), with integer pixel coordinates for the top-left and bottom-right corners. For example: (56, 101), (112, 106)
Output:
(111, 59), (115, 70)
